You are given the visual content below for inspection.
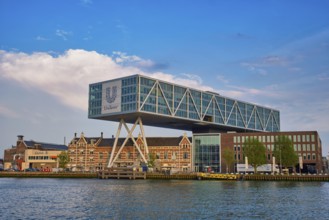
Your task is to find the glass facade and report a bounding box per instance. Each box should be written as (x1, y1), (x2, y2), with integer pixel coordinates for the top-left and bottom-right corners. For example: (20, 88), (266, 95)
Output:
(89, 75), (280, 132)
(193, 134), (221, 172)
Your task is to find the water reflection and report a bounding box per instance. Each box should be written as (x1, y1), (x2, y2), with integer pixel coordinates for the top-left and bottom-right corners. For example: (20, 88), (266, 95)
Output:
(0, 179), (328, 219)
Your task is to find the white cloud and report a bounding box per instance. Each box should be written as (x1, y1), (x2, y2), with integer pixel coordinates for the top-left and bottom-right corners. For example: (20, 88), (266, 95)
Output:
(0, 49), (213, 111)
(318, 73), (329, 81)
(35, 36), (48, 41)
(56, 29), (72, 41)
(216, 75), (229, 84)
(0, 105), (20, 118)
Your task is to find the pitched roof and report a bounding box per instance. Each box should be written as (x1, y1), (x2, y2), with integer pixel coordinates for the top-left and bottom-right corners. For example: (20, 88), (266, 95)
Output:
(24, 140), (68, 150)
(97, 136), (192, 147)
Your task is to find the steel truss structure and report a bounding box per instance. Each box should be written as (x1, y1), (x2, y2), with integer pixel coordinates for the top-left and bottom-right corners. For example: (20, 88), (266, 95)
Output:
(138, 78), (280, 132)
(89, 75), (280, 133)
(107, 117), (149, 168)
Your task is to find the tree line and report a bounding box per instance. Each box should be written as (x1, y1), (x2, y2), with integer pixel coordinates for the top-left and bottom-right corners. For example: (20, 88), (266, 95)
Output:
(223, 135), (299, 173)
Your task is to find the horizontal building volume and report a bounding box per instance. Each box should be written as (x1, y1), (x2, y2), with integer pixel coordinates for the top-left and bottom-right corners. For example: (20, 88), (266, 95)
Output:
(88, 74), (280, 132)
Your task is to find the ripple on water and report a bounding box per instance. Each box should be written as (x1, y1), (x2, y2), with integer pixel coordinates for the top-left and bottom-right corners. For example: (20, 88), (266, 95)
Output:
(0, 179), (328, 219)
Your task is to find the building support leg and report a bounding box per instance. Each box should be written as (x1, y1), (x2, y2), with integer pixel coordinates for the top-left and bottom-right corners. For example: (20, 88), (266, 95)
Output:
(107, 117), (149, 168)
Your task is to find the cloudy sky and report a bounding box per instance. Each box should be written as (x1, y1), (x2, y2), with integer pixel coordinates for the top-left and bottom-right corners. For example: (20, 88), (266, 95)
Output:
(1, 0), (329, 157)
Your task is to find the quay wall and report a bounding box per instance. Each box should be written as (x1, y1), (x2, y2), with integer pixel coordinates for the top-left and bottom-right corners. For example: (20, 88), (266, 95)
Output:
(243, 174), (329, 181)
(0, 172), (97, 178)
(2, 172), (329, 181)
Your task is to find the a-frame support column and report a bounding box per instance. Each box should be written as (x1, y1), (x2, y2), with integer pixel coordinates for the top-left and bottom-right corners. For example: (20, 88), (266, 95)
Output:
(107, 117), (149, 168)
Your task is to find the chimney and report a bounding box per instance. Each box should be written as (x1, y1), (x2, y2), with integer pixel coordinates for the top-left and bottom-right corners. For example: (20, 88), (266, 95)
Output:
(101, 132), (103, 138)
(17, 135), (24, 141)
(74, 133), (77, 138)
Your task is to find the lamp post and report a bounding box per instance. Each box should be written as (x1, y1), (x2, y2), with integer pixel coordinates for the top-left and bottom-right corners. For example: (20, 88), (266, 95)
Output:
(280, 145), (282, 174)
(272, 156), (276, 175)
(245, 156), (248, 175)
(299, 156), (303, 175)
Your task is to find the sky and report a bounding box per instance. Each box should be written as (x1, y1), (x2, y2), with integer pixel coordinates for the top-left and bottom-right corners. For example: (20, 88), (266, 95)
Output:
(1, 0), (329, 158)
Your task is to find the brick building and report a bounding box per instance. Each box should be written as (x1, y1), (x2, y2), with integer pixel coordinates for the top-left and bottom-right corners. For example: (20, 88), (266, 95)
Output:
(3, 135), (67, 171)
(67, 132), (192, 172)
(221, 131), (323, 173)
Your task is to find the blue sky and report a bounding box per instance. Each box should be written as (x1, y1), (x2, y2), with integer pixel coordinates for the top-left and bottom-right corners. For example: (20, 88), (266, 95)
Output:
(1, 0), (329, 157)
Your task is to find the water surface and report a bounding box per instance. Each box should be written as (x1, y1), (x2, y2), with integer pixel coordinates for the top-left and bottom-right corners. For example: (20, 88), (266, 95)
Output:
(1, 178), (328, 219)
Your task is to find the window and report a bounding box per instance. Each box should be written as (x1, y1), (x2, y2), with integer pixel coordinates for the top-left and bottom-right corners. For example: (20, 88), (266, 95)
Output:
(312, 144), (315, 151)
(306, 135), (310, 142)
(156, 153), (160, 159)
(302, 135), (305, 142)
(164, 151), (168, 159)
(172, 152), (176, 160)
(183, 152), (188, 159)
(311, 135), (315, 142)
(99, 152), (103, 159)
(297, 135), (301, 142)
(312, 153), (316, 160)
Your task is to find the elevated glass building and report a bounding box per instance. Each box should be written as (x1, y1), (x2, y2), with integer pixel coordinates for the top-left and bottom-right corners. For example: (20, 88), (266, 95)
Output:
(89, 74), (280, 132)
(89, 74), (280, 171)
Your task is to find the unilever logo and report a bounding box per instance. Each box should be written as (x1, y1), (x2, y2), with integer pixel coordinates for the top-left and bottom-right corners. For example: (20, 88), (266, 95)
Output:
(106, 86), (117, 104)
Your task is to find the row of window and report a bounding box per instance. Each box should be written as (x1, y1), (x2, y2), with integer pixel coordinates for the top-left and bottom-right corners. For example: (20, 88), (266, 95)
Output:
(28, 156), (56, 160)
(69, 150), (189, 160)
(234, 153), (317, 161)
(234, 134), (316, 144)
(153, 151), (189, 160)
(234, 143), (317, 152)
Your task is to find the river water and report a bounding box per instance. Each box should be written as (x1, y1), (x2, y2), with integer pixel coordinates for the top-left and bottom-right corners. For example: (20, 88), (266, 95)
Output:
(1, 178), (329, 219)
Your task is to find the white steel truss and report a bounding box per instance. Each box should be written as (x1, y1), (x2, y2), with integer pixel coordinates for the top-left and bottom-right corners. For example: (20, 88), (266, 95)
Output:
(139, 80), (279, 132)
(107, 117), (149, 168)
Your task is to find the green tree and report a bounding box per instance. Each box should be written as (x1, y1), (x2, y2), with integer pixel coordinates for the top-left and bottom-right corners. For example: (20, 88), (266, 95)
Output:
(147, 153), (156, 168)
(243, 137), (267, 173)
(58, 151), (70, 169)
(222, 148), (235, 173)
(273, 136), (298, 172)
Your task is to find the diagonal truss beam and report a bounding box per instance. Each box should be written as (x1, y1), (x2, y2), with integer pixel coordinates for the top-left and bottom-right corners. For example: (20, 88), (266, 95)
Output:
(107, 117), (149, 168)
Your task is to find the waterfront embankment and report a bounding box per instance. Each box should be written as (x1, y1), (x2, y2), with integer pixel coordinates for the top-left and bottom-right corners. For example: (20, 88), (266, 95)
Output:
(1, 171), (329, 181)
(0, 172), (97, 178)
